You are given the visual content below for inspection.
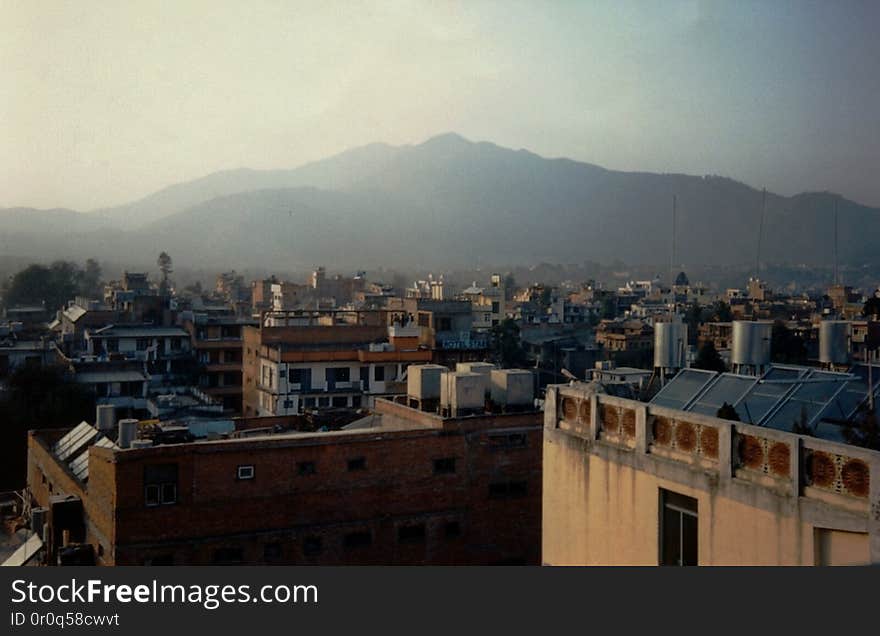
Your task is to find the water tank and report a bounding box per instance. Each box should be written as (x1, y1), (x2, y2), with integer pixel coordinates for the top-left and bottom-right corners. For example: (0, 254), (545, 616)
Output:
(819, 321), (851, 365)
(455, 361), (496, 375)
(95, 405), (115, 433)
(118, 419), (138, 449)
(653, 321), (688, 369)
(490, 369), (534, 406)
(407, 364), (448, 400)
(440, 372), (487, 415)
(731, 321), (772, 368)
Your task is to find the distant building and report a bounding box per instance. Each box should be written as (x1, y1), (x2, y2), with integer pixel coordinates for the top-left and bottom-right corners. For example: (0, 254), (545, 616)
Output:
(242, 311), (432, 416)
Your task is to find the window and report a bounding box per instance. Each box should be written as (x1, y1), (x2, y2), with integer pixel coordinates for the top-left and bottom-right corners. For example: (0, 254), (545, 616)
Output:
(489, 480), (528, 499)
(303, 536), (322, 556)
(212, 547), (244, 564)
(398, 524), (426, 543)
(344, 531), (372, 549)
(374, 365), (385, 381)
(351, 395), (361, 408)
(136, 338), (150, 351)
(283, 399), (293, 409)
(660, 489), (698, 566)
(328, 367), (350, 382)
(347, 457), (366, 471)
(433, 457), (456, 475)
(288, 368), (303, 384)
(171, 337), (182, 351)
(318, 397), (330, 407)
(263, 543), (282, 561)
(304, 397), (316, 408)
(444, 521), (461, 538)
(487, 432), (528, 449)
(492, 301), (500, 314)
(332, 396), (348, 407)
(297, 461), (316, 476)
(237, 465), (255, 480)
(144, 464), (178, 506)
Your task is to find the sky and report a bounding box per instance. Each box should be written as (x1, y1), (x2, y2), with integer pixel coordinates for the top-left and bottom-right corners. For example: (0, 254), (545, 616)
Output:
(3, 0), (880, 210)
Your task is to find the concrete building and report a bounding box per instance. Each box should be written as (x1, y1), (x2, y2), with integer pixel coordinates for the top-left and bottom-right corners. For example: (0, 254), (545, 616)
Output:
(26, 396), (542, 565)
(182, 314), (257, 413)
(543, 379), (880, 565)
(243, 311), (432, 416)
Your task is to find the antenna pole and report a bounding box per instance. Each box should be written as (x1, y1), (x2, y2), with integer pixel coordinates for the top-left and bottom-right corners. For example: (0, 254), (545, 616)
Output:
(833, 198), (839, 286)
(671, 194), (676, 290)
(756, 188), (766, 279)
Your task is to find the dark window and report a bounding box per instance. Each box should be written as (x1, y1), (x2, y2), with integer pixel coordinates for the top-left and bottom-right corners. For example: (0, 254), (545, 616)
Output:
(351, 395), (361, 408)
(288, 368), (303, 384)
(144, 554), (174, 566)
(144, 464), (178, 506)
(374, 365), (385, 381)
(344, 531), (372, 548)
(237, 465), (255, 480)
(304, 397), (316, 408)
(660, 489), (698, 566)
(398, 524), (426, 543)
(488, 432), (528, 449)
(136, 338), (150, 351)
(327, 367), (350, 382)
(444, 521), (461, 538)
(297, 461), (316, 476)
(212, 547), (244, 564)
(332, 396), (348, 407)
(263, 543), (282, 561)
(489, 480), (528, 499)
(433, 457), (456, 474)
(303, 536), (322, 556)
(492, 301), (500, 313)
(318, 397), (330, 407)
(347, 457), (366, 471)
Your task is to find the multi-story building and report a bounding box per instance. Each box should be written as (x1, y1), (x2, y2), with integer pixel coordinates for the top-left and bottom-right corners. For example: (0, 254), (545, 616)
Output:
(26, 393), (543, 565)
(595, 319), (654, 352)
(460, 275), (507, 330)
(243, 311), (432, 416)
(183, 314), (258, 413)
(543, 378), (880, 565)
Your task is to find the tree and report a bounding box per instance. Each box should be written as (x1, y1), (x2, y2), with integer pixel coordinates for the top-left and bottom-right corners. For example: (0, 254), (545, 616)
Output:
(863, 296), (880, 319)
(490, 318), (528, 368)
(716, 402), (741, 422)
(843, 408), (880, 451)
(78, 258), (103, 298)
(157, 252), (173, 295)
(600, 295), (617, 320)
(692, 341), (726, 373)
(1, 261), (82, 312)
(710, 301), (732, 322)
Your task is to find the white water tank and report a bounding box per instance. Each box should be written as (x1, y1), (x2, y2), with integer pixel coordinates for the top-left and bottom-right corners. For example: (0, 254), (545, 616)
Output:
(407, 364), (448, 400)
(490, 369), (534, 406)
(440, 372), (487, 414)
(819, 321), (851, 365)
(653, 321), (687, 369)
(118, 419), (138, 449)
(96, 405), (116, 433)
(731, 321), (772, 368)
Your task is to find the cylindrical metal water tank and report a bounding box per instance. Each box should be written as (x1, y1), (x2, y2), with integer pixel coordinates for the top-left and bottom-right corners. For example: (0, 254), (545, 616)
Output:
(96, 404), (116, 432)
(118, 419), (138, 449)
(731, 321), (772, 368)
(819, 320), (851, 365)
(654, 321), (687, 369)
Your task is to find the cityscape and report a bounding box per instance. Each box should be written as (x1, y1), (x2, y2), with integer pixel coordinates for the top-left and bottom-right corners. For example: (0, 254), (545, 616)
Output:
(2, 2), (879, 568)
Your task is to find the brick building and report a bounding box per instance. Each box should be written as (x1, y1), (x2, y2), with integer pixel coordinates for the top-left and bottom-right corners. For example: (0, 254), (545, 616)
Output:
(26, 397), (542, 566)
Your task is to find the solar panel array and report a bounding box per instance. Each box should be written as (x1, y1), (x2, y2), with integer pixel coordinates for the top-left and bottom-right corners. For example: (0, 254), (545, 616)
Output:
(68, 436), (118, 481)
(650, 363), (880, 439)
(52, 422), (99, 461)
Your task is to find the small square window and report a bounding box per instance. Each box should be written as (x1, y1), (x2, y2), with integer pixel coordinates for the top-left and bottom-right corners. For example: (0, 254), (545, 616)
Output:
(398, 524), (426, 543)
(433, 457), (456, 474)
(237, 465), (255, 480)
(347, 457), (366, 471)
(303, 536), (323, 556)
(374, 366), (385, 381)
(160, 483), (177, 505)
(297, 461), (316, 476)
(344, 531), (372, 548)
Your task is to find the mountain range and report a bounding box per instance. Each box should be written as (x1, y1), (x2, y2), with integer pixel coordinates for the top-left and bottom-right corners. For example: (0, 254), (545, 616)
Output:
(2, 133), (877, 271)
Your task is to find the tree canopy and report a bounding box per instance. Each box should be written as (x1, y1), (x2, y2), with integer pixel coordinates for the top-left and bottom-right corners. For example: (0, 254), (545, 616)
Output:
(1, 259), (103, 312)
(692, 341), (726, 373)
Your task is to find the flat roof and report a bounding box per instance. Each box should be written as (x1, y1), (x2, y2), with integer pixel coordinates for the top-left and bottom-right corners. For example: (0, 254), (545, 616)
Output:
(74, 370), (148, 383)
(90, 326), (188, 338)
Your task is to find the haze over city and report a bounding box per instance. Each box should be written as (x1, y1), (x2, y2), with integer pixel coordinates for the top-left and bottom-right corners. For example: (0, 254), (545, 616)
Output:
(4, 0), (880, 211)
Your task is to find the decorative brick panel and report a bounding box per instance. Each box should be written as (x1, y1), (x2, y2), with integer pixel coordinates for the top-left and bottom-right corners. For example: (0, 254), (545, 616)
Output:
(700, 427), (719, 459)
(768, 442), (791, 477)
(561, 397), (577, 422)
(601, 405), (620, 434)
(652, 417), (672, 446)
(579, 400), (591, 423)
(621, 409), (636, 439)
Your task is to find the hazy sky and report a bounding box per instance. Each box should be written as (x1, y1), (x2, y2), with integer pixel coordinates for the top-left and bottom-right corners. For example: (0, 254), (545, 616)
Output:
(3, 0), (879, 210)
